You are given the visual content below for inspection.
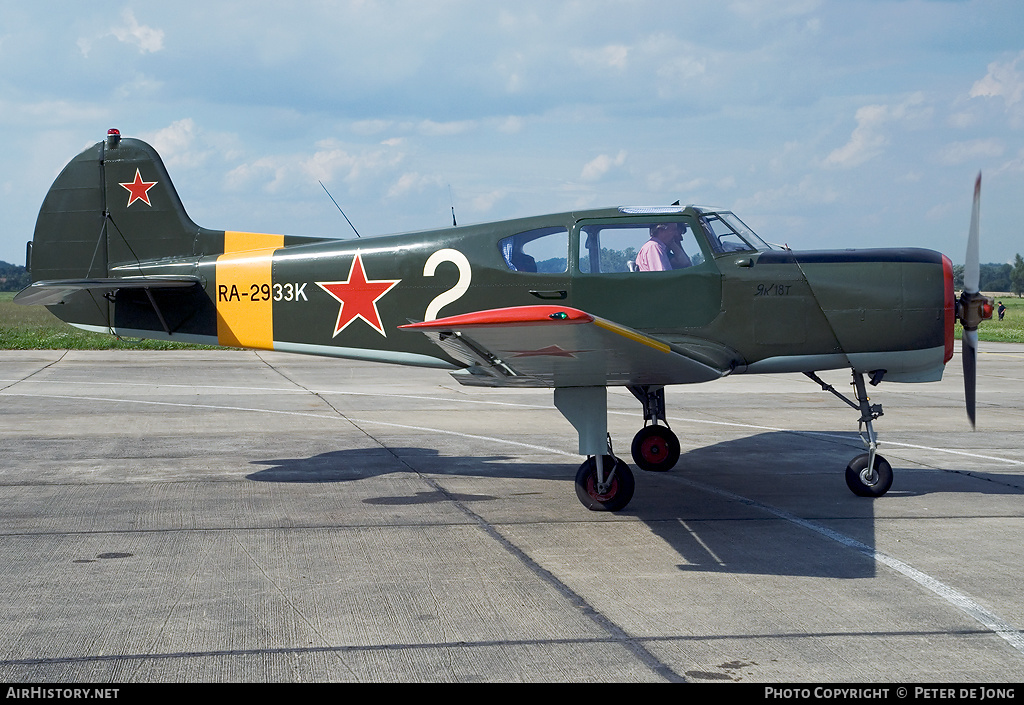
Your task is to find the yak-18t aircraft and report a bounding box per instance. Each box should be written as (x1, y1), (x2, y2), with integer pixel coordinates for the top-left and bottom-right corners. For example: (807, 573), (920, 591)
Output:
(16, 129), (992, 511)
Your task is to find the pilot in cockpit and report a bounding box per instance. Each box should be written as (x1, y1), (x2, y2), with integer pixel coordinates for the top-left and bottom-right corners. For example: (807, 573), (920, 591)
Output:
(635, 222), (692, 271)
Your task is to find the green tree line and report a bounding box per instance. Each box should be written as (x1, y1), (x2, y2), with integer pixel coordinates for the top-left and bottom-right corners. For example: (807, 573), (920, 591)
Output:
(952, 254), (1024, 296)
(0, 261), (31, 291)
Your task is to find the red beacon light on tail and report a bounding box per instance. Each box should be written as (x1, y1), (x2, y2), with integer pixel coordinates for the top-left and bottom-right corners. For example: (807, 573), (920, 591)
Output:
(106, 128), (121, 148)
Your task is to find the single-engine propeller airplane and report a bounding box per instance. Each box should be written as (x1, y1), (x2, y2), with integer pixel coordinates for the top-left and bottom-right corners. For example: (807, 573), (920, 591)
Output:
(16, 129), (993, 511)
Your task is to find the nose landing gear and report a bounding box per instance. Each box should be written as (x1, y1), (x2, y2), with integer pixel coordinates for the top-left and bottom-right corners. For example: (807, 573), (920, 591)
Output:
(846, 453), (894, 497)
(806, 369), (893, 498)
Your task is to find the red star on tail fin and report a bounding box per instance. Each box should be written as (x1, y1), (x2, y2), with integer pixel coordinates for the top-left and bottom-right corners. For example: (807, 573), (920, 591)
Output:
(119, 168), (157, 207)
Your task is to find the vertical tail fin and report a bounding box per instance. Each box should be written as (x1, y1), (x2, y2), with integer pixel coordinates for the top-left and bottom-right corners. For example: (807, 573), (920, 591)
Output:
(22, 130), (217, 330)
(21, 130), (331, 338)
(31, 130), (204, 285)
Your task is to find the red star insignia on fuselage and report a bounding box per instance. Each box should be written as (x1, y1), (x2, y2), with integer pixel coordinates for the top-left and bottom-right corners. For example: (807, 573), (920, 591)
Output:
(119, 168), (158, 207)
(506, 345), (589, 358)
(316, 253), (401, 337)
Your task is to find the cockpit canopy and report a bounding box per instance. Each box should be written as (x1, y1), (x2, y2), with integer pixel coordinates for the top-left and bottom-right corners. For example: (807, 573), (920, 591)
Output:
(496, 205), (774, 275)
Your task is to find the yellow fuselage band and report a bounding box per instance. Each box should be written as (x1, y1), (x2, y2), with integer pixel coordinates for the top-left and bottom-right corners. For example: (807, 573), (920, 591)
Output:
(215, 232), (284, 349)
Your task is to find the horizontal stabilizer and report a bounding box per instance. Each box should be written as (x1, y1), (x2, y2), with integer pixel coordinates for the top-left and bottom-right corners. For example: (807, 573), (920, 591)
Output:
(14, 276), (200, 306)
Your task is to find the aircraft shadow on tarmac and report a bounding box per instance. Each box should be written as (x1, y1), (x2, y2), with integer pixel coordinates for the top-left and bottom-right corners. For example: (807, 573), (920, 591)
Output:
(244, 429), (1021, 580)
(677, 429), (1024, 497)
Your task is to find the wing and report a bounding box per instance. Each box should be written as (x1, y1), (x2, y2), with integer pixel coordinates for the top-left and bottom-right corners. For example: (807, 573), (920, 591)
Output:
(400, 305), (727, 388)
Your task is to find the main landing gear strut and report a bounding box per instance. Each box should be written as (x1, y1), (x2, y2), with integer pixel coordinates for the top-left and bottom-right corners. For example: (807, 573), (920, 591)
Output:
(628, 385), (681, 473)
(556, 385), (682, 512)
(573, 438), (635, 512)
(555, 387), (638, 512)
(805, 369), (894, 497)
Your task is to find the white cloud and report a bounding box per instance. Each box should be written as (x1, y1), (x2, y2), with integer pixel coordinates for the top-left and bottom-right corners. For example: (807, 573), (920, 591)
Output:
(144, 119), (205, 169)
(735, 175), (838, 211)
(111, 9), (164, 54)
(947, 111), (978, 129)
(311, 141), (403, 186)
(470, 189), (507, 213)
(417, 120), (476, 137)
(995, 147), (1024, 175)
(823, 104), (890, 168)
(581, 151), (627, 182)
(571, 44), (629, 71)
(635, 34), (707, 96)
(226, 156), (286, 193)
(0, 99), (105, 128)
(77, 9), (164, 57)
(496, 116), (524, 134)
(970, 51), (1024, 106)
(728, 0), (822, 22)
(656, 55), (706, 84)
(6, 1), (1024, 266)
(351, 120), (393, 136)
(387, 171), (444, 199)
(938, 139), (1004, 166)
(226, 137), (408, 197)
(115, 72), (163, 100)
(302, 146), (358, 184)
(494, 52), (526, 93)
(824, 94), (929, 169)
(970, 51), (1024, 127)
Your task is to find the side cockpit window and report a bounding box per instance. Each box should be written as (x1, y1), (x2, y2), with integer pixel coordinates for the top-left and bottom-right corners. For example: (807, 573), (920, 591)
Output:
(577, 221), (704, 274)
(499, 227), (568, 273)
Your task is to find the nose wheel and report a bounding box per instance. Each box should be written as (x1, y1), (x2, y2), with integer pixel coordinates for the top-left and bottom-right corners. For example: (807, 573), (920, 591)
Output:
(845, 453), (893, 497)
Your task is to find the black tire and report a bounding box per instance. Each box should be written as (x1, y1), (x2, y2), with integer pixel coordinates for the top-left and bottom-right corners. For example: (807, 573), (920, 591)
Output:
(845, 453), (893, 497)
(574, 456), (635, 512)
(631, 425), (681, 472)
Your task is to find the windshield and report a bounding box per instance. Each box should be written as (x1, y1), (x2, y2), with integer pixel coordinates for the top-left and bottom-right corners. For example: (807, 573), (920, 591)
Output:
(696, 209), (773, 253)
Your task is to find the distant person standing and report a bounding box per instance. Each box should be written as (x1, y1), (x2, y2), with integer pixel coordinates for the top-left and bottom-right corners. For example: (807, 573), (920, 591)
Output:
(998, 301), (1006, 321)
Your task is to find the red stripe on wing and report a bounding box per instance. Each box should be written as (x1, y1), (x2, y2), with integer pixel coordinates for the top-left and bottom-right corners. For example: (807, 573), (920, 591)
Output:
(400, 306), (593, 330)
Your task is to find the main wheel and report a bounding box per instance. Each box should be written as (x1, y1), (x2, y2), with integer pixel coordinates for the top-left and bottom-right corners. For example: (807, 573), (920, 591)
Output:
(574, 455), (635, 512)
(845, 453), (893, 497)
(631, 425), (681, 472)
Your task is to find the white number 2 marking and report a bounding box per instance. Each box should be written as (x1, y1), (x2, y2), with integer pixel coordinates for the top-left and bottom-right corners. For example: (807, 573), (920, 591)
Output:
(423, 248), (471, 321)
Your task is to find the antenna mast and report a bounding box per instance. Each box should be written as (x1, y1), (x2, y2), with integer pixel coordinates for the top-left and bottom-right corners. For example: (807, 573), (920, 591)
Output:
(319, 181), (361, 238)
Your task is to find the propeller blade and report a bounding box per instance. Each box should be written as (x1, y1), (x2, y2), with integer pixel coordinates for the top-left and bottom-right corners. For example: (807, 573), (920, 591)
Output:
(964, 172), (981, 294)
(959, 172), (983, 428)
(962, 328), (977, 428)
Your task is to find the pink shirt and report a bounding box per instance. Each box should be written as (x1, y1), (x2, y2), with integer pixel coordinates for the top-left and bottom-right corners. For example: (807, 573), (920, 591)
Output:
(635, 238), (671, 271)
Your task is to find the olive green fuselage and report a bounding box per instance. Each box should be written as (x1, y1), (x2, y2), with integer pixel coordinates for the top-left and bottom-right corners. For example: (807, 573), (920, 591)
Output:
(31, 138), (953, 386)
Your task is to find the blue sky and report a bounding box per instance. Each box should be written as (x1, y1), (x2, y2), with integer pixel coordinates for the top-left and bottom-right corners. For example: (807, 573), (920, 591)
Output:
(2, 0), (1022, 266)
